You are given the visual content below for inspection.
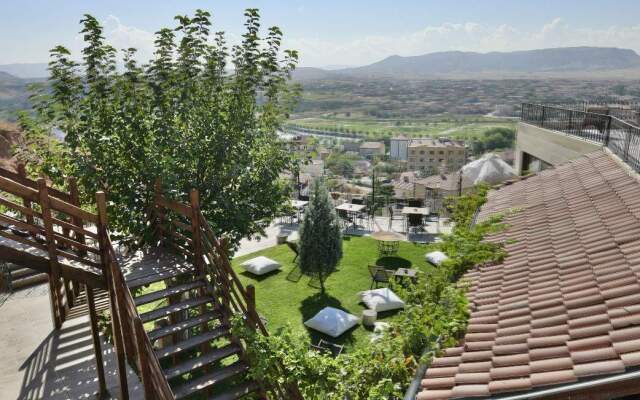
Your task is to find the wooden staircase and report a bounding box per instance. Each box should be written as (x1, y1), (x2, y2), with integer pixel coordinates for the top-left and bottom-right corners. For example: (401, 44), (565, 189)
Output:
(0, 166), (301, 400)
(128, 267), (260, 400)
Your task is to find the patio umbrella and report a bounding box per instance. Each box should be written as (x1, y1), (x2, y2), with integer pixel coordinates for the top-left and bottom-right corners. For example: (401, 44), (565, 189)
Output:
(371, 231), (404, 241)
(461, 153), (516, 185)
(371, 230), (404, 255)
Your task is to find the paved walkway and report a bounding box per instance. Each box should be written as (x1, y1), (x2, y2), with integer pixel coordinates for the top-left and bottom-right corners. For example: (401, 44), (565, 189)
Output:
(0, 284), (143, 400)
(235, 216), (453, 257)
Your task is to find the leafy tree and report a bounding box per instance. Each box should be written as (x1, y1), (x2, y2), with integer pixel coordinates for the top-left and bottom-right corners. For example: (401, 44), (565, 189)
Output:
(298, 179), (343, 293)
(17, 9), (300, 248)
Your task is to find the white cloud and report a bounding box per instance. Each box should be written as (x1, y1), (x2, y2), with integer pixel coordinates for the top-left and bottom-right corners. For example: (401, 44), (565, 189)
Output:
(64, 16), (640, 69)
(285, 18), (640, 67)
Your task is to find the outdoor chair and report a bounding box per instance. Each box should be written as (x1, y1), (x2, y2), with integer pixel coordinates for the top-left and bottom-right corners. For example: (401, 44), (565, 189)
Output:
(286, 241), (299, 262)
(368, 265), (394, 289)
(309, 339), (344, 357)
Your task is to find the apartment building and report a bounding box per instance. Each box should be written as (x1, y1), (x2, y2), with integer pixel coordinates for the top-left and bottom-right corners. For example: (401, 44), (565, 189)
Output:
(407, 138), (466, 172)
(359, 141), (385, 159)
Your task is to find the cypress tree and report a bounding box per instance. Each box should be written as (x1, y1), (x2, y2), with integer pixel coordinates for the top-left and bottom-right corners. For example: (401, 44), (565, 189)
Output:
(298, 179), (343, 293)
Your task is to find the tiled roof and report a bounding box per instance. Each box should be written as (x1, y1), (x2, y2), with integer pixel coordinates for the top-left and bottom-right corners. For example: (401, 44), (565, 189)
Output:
(415, 173), (474, 192)
(418, 150), (640, 399)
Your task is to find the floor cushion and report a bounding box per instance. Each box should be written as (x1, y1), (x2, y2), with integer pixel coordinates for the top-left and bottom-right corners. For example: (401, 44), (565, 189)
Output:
(240, 256), (281, 275)
(304, 306), (359, 337)
(425, 250), (449, 265)
(360, 288), (405, 312)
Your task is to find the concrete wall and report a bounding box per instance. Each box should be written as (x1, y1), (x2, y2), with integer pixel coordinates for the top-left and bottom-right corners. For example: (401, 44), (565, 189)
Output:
(515, 122), (602, 174)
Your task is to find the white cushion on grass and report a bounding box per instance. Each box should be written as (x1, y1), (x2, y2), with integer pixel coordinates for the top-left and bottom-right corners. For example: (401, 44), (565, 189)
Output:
(240, 256), (281, 275)
(360, 288), (405, 312)
(426, 251), (449, 265)
(304, 307), (359, 338)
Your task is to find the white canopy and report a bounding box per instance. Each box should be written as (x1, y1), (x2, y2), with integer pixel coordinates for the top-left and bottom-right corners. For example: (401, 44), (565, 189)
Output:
(462, 153), (516, 185)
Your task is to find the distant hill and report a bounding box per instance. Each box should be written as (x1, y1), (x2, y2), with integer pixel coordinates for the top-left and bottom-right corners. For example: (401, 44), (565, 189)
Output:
(0, 71), (42, 121)
(294, 47), (640, 80)
(0, 63), (48, 79)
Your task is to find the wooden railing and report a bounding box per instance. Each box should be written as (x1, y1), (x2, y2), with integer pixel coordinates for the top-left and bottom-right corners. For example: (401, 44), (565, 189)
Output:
(0, 166), (104, 328)
(152, 182), (303, 400)
(96, 191), (173, 400)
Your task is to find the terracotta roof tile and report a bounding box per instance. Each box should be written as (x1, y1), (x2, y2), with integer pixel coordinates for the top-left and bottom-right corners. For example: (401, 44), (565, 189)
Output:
(573, 360), (626, 377)
(417, 390), (453, 400)
(450, 384), (490, 398)
(488, 378), (532, 394)
(418, 151), (640, 399)
(489, 365), (531, 380)
(529, 370), (577, 387)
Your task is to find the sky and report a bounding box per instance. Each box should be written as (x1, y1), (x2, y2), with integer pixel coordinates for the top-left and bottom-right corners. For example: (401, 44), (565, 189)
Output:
(2, 0), (640, 67)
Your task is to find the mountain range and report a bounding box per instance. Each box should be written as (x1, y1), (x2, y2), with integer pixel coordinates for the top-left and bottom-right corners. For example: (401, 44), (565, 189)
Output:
(293, 47), (640, 80)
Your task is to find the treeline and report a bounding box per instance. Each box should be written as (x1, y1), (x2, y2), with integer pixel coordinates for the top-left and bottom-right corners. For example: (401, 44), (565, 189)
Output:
(469, 127), (516, 155)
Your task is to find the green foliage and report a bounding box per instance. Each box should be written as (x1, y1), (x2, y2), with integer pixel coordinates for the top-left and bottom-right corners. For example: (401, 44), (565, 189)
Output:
(298, 179), (343, 293)
(233, 185), (507, 399)
(17, 9), (300, 246)
(469, 127), (516, 155)
(325, 152), (357, 177)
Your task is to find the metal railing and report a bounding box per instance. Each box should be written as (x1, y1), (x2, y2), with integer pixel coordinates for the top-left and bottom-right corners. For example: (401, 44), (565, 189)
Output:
(521, 103), (640, 173)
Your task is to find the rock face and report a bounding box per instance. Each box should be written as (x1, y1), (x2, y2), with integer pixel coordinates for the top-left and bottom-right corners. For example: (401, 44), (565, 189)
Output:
(0, 121), (23, 171)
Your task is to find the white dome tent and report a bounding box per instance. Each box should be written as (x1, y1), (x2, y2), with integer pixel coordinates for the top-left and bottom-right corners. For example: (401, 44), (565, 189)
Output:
(461, 153), (516, 185)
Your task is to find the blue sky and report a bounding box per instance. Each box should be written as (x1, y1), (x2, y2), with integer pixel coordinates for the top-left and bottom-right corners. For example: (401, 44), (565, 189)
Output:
(2, 0), (640, 66)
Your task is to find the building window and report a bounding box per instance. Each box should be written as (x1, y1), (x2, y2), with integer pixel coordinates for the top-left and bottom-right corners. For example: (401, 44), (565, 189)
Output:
(429, 150), (435, 155)
(420, 150), (425, 155)
(439, 150), (444, 155)
(420, 158), (424, 162)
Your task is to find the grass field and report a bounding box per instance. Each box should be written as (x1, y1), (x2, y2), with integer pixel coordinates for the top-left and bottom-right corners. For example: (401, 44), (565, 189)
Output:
(287, 115), (516, 141)
(230, 236), (437, 349)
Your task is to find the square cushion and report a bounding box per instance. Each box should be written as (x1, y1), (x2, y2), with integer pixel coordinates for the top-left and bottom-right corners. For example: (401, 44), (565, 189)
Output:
(240, 256), (281, 275)
(425, 250), (449, 265)
(360, 288), (405, 312)
(304, 307), (359, 337)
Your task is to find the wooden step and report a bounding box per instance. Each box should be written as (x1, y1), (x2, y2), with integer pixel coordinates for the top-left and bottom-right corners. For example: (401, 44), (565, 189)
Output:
(155, 326), (229, 360)
(172, 361), (250, 400)
(134, 280), (206, 306)
(148, 310), (222, 342)
(140, 296), (213, 323)
(127, 267), (194, 289)
(212, 380), (261, 400)
(10, 267), (41, 279)
(164, 343), (241, 380)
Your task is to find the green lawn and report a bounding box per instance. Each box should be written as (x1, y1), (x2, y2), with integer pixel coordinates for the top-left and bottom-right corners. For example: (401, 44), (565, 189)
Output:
(231, 236), (437, 349)
(287, 115), (516, 140)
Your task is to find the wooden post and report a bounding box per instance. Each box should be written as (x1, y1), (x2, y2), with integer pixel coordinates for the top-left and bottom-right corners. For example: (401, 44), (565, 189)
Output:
(86, 286), (108, 397)
(135, 317), (155, 400)
(38, 177), (64, 329)
(66, 178), (82, 305)
(153, 178), (163, 243)
(189, 189), (204, 276)
(96, 191), (130, 400)
(246, 284), (257, 328)
(189, 189), (210, 363)
(17, 164), (34, 228)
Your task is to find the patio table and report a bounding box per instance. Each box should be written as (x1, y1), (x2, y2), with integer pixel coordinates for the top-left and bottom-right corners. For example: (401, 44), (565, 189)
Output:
(394, 267), (418, 284)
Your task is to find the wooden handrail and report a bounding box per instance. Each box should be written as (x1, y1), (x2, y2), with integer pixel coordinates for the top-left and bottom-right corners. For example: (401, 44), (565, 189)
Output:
(100, 213), (174, 400)
(0, 166), (73, 202)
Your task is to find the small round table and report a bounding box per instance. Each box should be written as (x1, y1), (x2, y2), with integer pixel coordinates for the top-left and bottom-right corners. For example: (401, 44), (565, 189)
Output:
(362, 310), (377, 327)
